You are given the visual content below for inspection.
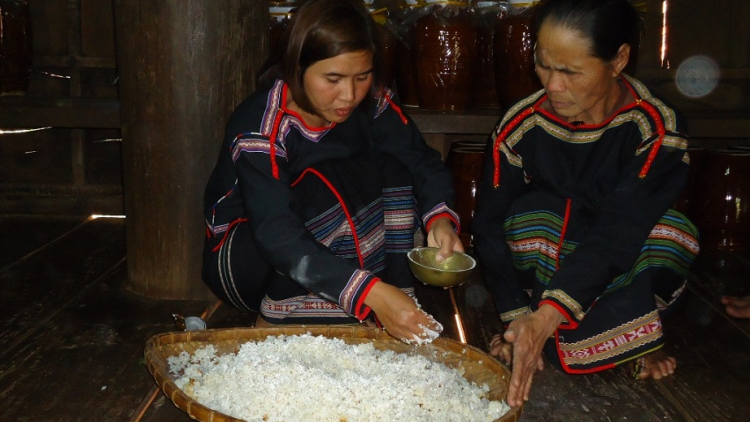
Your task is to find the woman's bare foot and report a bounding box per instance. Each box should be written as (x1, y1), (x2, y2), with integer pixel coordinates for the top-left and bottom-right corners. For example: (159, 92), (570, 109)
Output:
(632, 349), (677, 380)
(721, 295), (750, 319)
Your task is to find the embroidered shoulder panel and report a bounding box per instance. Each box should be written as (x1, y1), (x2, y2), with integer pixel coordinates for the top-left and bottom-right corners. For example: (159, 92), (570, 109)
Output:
(374, 86), (397, 118)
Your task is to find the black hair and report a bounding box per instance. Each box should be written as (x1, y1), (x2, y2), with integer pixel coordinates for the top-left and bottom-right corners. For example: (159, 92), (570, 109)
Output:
(533, 0), (641, 62)
(257, 0), (382, 115)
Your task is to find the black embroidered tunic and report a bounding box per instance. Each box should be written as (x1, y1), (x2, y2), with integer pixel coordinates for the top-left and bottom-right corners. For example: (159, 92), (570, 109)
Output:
(203, 80), (458, 323)
(473, 76), (700, 372)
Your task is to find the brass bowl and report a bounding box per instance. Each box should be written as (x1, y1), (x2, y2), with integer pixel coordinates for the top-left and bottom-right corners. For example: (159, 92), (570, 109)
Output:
(407, 247), (476, 288)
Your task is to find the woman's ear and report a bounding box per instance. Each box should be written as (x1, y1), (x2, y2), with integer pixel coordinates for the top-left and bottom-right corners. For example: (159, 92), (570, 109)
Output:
(612, 43), (631, 76)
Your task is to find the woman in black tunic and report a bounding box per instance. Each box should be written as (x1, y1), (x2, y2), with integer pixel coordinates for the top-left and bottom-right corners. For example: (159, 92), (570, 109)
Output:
(202, 0), (462, 344)
(473, 0), (699, 407)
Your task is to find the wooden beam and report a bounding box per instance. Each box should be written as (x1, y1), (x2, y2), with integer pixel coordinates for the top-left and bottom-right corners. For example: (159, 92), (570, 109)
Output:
(0, 97), (120, 129)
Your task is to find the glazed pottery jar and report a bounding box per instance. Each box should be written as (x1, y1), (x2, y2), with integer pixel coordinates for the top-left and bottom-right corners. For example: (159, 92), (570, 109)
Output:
(446, 140), (486, 249)
(0, 0), (33, 95)
(413, 1), (477, 111)
(493, 0), (542, 109)
(472, 1), (508, 109)
(391, 4), (420, 106)
(369, 6), (397, 89)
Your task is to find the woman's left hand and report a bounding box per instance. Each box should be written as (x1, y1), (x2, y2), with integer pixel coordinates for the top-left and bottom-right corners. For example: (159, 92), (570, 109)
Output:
(426, 217), (464, 261)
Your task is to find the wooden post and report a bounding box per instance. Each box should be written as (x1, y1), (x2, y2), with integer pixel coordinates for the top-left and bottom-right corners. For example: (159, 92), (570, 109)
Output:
(114, 0), (268, 299)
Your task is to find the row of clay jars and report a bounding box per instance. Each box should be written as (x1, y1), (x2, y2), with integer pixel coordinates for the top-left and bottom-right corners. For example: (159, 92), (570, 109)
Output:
(391, 3), (541, 111)
(676, 147), (750, 252)
(267, 2), (541, 111)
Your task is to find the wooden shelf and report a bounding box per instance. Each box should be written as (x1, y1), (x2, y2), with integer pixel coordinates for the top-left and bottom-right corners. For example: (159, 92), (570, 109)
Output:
(0, 97), (120, 129)
(407, 107), (750, 139)
(407, 107), (501, 135)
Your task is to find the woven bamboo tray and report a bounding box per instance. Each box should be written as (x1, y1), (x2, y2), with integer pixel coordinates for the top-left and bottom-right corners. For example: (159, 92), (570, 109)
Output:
(144, 325), (523, 422)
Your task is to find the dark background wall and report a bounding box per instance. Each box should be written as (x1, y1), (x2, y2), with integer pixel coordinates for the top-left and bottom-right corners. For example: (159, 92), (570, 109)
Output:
(1, 0), (749, 217)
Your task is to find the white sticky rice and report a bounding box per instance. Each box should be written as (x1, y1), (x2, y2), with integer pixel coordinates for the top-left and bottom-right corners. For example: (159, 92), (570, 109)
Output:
(168, 333), (510, 422)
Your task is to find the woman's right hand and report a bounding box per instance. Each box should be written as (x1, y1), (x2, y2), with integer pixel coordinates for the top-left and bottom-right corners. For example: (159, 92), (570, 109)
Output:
(363, 281), (443, 344)
(496, 305), (562, 408)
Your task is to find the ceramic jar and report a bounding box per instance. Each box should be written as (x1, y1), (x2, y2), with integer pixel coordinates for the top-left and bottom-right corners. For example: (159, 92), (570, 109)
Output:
(446, 140), (486, 249)
(493, 1), (542, 109)
(413, 1), (477, 111)
(691, 150), (750, 251)
(369, 7), (397, 89)
(0, 0), (33, 95)
(391, 4), (420, 106)
(472, 1), (508, 109)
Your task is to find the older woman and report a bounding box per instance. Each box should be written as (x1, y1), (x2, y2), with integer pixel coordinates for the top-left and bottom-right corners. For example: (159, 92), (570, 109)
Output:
(473, 0), (699, 407)
(202, 0), (462, 344)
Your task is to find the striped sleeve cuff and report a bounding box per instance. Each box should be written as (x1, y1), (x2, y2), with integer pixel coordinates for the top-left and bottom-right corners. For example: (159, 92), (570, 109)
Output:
(423, 203), (460, 234)
(339, 269), (380, 321)
(539, 292), (581, 329)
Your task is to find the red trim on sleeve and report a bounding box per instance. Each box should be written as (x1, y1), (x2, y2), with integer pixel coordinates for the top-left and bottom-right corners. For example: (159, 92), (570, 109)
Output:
(538, 299), (579, 330)
(354, 277), (380, 320)
(425, 212), (460, 234)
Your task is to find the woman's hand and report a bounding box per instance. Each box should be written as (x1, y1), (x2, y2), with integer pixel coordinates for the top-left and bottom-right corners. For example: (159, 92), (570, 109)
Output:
(363, 281), (443, 344)
(426, 217), (464, 261)
(500, 304), (563, 407)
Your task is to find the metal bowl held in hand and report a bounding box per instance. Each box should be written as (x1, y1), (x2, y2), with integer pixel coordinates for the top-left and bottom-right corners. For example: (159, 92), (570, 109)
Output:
(407, 247), (476, 288)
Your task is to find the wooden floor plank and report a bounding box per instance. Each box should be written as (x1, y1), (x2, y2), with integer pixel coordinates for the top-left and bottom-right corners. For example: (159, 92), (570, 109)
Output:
(3, 215), (749, 422)
(0, 214), (85, 269)
(0, 261), (213, 422)
(0, 218), (126, 359)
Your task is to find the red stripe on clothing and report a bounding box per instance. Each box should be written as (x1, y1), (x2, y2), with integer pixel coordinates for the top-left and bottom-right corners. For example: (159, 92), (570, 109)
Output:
(555, 198), (572, 270)
(292, 168), (366, 268)
(426, 212), (460, 234)
(355, 277), (379, 321)
(384, 93), (409, 125)
(492, 106), (535, 188)
(538, 299), (579, 330)
(636, 99), (666, 179)
(211, 218), (248, 252)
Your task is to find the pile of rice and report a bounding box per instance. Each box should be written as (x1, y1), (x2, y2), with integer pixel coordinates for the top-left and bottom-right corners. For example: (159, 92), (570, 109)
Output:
(168, 333), (510, 422)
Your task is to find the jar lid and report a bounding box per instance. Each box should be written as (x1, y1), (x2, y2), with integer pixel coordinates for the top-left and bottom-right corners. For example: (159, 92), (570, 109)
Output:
(508, 0), (540, 6)
(423, 0), (469, 4)
(269, 6), (294, 14)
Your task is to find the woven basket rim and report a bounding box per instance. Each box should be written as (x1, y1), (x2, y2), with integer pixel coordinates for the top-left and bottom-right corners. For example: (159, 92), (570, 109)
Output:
(144, 325), (523, 422)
